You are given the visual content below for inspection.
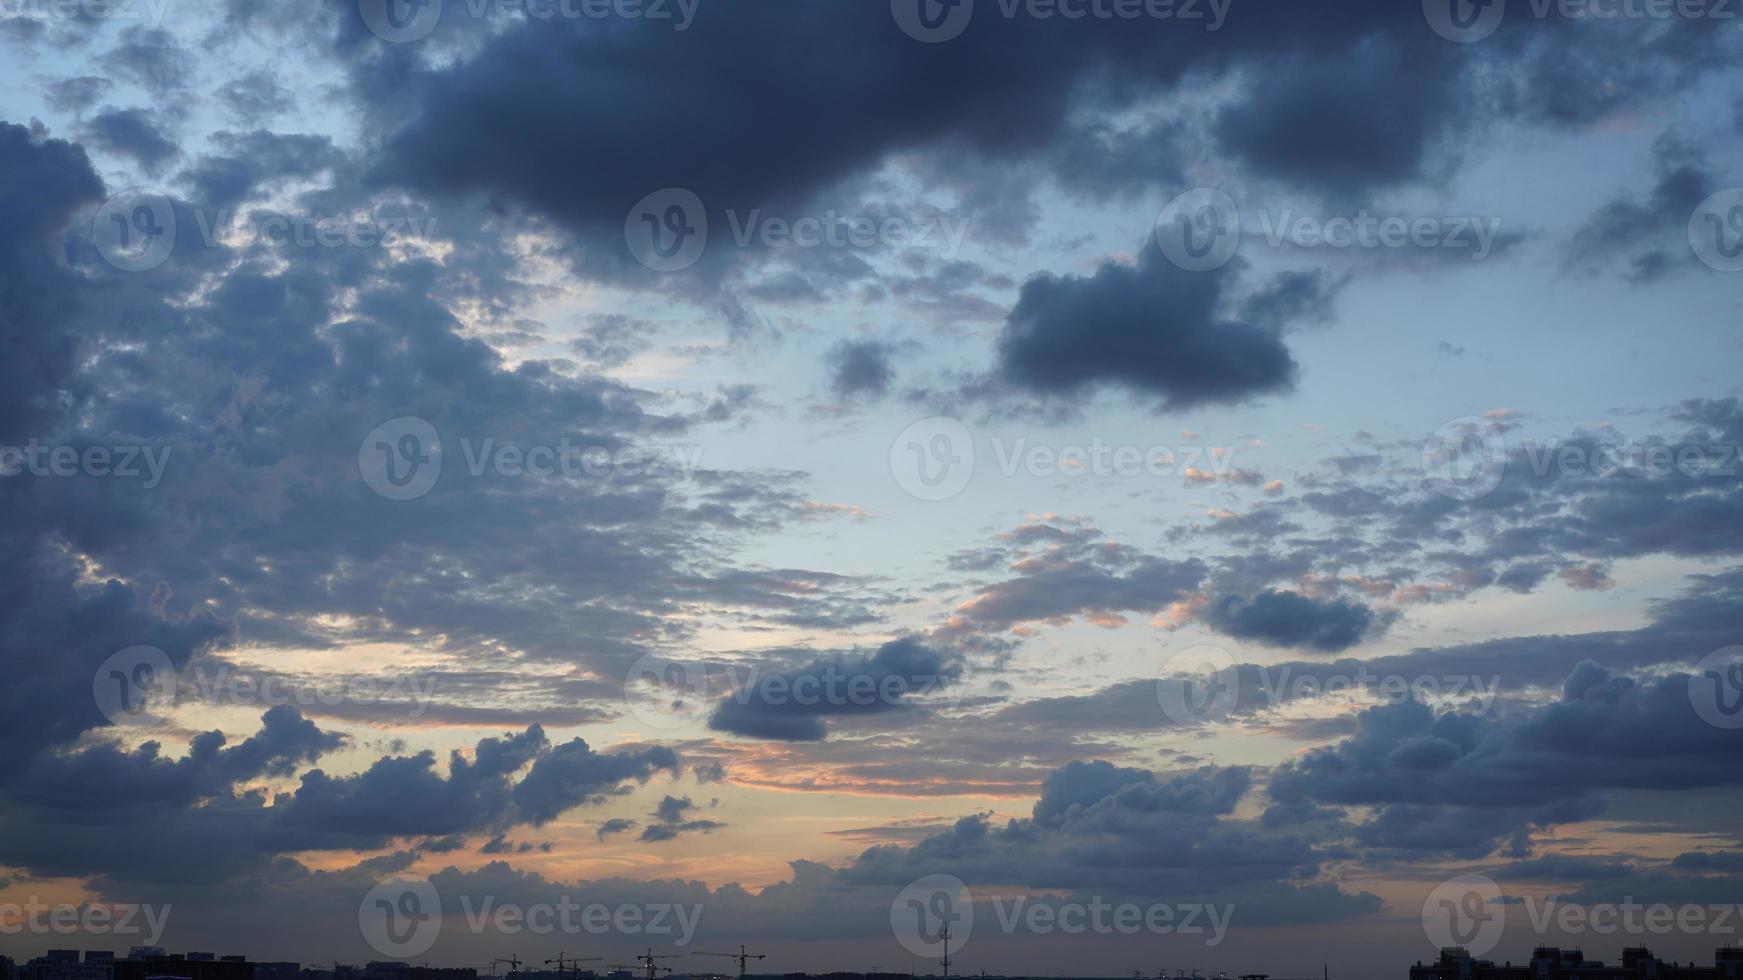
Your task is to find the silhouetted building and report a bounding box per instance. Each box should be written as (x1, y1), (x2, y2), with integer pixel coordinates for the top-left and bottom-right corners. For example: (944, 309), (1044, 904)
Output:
(254, 963), (298, 980)
(1413, 947), (1743, 980)
(361, 964), (474, 980)
(112, 956), (252, 980)
(22, 953), (111, 980)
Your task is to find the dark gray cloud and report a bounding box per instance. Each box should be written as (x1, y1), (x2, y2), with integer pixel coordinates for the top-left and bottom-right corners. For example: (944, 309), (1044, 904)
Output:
(1203, 589), (1387, 653)
(100, 26), (194, 94)
(213, 69), (296, 124)
(1268, 662), (1743, 859)
(990, 250), (1306, 411)
(180, 130), (347, 210)
(44, 75), (114, 115)
(81, 107), (178, 172)
(841, 760), (1380, 923)
(708, 638), (959, 742)
(637, 794), (724, 842)
(1563, 132), (1717, 283)
(1214, 37), (1464, 197)
(825, 339), (896, 400)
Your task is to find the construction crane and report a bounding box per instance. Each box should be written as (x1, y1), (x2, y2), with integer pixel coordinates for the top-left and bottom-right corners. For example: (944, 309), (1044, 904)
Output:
(547, 954), (605, 980)
(634, 949), (682, 980)
(695, 945), (766, 978)
(491, 957), (524, 980)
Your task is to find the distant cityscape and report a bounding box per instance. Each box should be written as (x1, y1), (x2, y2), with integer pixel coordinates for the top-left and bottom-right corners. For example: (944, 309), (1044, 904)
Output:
(1410, 947), (1743, 980)
(1, 946), (1740, 980)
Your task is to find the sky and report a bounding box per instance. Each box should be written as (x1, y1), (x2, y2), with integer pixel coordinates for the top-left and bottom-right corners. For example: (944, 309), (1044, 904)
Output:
(1, 1), (1742, 978)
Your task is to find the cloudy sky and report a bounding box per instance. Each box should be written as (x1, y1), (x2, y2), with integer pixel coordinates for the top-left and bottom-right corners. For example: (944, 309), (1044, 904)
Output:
(2, 1), (1742, 977)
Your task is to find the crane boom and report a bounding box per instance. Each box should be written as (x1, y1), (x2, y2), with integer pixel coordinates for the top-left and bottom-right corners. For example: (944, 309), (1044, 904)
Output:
(694, 946), (766, 978)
